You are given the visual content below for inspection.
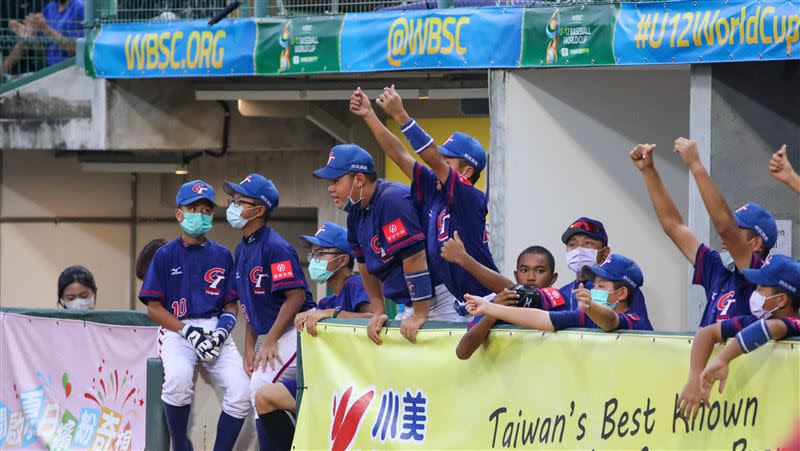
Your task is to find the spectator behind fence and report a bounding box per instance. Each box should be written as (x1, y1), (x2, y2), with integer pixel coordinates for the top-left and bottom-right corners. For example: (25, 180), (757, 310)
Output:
(26, 0), (84, 66)
(57, 265), (97, 310)
(135, 238), (167, 281)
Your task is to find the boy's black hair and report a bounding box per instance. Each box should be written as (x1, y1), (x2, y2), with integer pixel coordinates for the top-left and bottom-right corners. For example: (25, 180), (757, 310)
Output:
(611, 280), (634, 303)
(517, 246), (555, 274)
(773, 286), (800, 310)
(136, 238), (167, 281)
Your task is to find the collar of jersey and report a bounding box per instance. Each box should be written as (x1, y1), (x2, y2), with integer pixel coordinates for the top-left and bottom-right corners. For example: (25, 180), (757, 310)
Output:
(180, 236), (209, 248)
(244, 225), (268, 244)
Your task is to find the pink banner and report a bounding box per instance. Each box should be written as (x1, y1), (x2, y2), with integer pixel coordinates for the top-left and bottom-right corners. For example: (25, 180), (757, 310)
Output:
(0, 312), (159, 450)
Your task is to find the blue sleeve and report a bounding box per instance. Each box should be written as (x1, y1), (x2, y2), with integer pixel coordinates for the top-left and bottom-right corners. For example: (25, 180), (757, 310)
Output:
(548, 310), (586, 330)
(222, 250), (238, 305)
(266, 243), (308, 293)
(346, 215), (365, 264)
(779, 317), (800, 338)
(615, 312), (652, 331)
(377, 188), (426, 259)
(139, 250), (165, 305)
(719, 315), (758, 339)
(343, 280), (370, 313)
(692, 243), (724, 288)
(410, 162), (439, 207)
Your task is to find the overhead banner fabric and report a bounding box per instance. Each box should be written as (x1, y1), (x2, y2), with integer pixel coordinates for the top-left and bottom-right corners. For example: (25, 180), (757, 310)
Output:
(88, 19), (257, 78)
(255, 16), (344, 75)
(0, 312), (159, 450)
(294, 321), (800, 450)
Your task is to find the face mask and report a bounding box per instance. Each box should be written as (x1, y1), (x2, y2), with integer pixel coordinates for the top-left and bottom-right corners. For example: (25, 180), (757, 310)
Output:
(720, 250), (736, 272)
(63, 297), (94, 310)
(590, 288), (621, 309)
(566, 247), (599, 275)
(308, 255), (344, 283)
(226, 203), (249, 230)
(749, 291), (781, 319)
(180, 212), (213, 237)
(343, 179), (364, 213)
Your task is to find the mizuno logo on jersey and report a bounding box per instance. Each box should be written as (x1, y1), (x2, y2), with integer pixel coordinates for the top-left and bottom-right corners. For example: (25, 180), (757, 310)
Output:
(204, 267), (226, 296)
(171, 267), (182, 276)
(249, 266), (269, 295)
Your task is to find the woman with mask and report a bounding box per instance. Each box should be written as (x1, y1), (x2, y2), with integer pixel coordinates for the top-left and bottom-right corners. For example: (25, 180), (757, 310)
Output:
(57, 265), (97, 310)
(252, 222), (372, 451)
(677, 254), (800, 421)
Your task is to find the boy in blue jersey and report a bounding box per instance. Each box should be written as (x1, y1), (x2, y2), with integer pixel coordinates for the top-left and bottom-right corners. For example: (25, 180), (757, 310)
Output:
(631, 141), (778, 326)
(139, 180), (250, 451)
(466, 254), (652, 332)
(253, 222), (373, 450)
(677, 254), (800, 420)
(223, 173), (315, 450)
(557, 217), (653, 329)
(313, 144), (434, 345)
(455, 245), (562, 360)
(350, 86), (497, 319)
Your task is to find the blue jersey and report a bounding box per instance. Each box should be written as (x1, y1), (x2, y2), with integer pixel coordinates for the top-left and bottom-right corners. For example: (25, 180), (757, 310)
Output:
(720, 315), (800, 339)
(410, 163), (497, 301)
(559, 279), (653, 330)
(42, 0), (84, 66)
(347, 179), (426, 305)
(233, 226), (314, 335)
(139, 237), (236, 319)
(317, 274), (370, 312)
(693, 244), (763, 327)
(548, 309), (652, 331)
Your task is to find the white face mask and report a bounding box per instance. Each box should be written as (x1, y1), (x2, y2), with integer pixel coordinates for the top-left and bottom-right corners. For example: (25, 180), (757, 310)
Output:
(566, 247), (599, 275)
(63, 297), (94, 311)
(720, 250), (736, 272)
(749, 291), (780, 319)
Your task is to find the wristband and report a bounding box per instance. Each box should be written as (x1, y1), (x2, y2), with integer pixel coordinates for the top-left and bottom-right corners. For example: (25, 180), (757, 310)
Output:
(735, 319), (772, 353)
(332, 306), (343, 318)
(404, 270), (433, 302)
(215, 312), (237, 335)
(400, 118), (434, 154)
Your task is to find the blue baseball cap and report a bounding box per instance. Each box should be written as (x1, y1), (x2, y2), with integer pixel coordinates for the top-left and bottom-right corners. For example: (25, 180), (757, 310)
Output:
(742, 254), (800, 295)
(313, 144), (375, 180)
(440, 132), (486, 173)
(300, 222), (353, 259)
(582, 254), (644, 291)
(733, 202), (778, 251)
(561, 217), (608, 246)
(223, 173), (280, 211)
(176, 179), (215, 206)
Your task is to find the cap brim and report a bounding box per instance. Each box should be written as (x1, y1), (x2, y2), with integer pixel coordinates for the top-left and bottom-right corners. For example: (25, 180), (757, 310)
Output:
(741, 268), (777, 287)
(300, 235), (326, 247)
(562, 229), (587, 245)
(733, 212), (750, 229)
(581, 265), (608, 282)
(223, 181), (255, 198)
(439, 145), (460, 159)
(178, 194), (214, 206)
(313, 166), (352, 180)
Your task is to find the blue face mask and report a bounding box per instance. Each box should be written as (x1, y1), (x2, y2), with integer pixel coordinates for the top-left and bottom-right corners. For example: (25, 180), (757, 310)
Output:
(590, 288), (620, 308)
(226, 203), (248, 230)
(180, 212), (213, 237)
(308, 255), (344, 283)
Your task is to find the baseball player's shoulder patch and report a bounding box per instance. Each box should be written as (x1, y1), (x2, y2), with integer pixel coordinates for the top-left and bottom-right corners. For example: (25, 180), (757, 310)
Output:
(270, 260), (295, 281)
(382, 218), (408, 244)
(540, 287), (565, 308)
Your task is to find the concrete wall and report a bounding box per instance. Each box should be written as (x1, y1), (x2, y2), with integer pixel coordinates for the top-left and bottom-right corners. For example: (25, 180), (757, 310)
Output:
(491, 67), (691, 332)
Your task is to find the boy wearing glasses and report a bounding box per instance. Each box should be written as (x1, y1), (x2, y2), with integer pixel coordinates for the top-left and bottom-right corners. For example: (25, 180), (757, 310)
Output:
(139, 180), (250, 451)
(224, 173), (315, 451)
(253, 222), (372, 450)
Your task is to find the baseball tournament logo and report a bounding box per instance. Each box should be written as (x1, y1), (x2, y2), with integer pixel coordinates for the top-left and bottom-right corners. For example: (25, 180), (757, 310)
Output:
(203, 268), (225, 296)
(249, 266), (269, 295)
(278, 21), (292, 73)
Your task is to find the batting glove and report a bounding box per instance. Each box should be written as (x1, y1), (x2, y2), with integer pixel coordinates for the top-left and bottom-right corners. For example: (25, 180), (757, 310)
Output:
(180, 325), (216, 362)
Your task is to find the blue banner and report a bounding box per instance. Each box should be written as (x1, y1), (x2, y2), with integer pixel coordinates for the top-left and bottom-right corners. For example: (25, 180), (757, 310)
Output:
(614, 0), (800, 65)
(339, 7), (523, 72)
(89, 19), (257, 78)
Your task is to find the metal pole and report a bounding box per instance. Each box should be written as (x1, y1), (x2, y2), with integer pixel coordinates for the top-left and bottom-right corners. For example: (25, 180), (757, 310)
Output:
(254, 0), (269, 17)
(84, 0), (96, 25)
(129, 173), (138, 311)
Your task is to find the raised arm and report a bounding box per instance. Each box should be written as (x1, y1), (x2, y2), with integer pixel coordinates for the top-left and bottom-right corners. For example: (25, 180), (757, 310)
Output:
(674, 138), (751, 271)
(631, 143), (701, 264)
(770, 145), (800, 194)
(441, 231), (514, 293)
(376, 85), (451, 183)
(350, 87), (416, 179)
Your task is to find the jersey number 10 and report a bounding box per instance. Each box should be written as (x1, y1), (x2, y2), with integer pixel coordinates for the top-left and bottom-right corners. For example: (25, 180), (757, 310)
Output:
(171, 298), (187, 317)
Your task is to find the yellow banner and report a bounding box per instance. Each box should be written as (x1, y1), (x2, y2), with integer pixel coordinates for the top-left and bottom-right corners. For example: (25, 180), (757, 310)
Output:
(295, 322), (799, 450)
